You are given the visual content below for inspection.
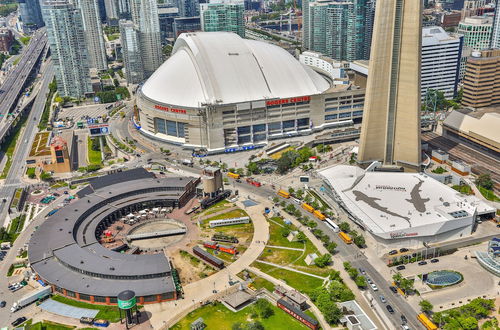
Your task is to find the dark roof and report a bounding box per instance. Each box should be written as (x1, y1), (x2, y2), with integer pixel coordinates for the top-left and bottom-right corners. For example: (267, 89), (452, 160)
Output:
(278, 298), (318, 326)
(193, 246), (224, 267)
(88, 168), (154, 191)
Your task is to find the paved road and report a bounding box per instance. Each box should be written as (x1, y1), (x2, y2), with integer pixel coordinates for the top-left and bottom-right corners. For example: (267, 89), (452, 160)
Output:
(0, 62), (54, 228)
(0, 29), (47, 121)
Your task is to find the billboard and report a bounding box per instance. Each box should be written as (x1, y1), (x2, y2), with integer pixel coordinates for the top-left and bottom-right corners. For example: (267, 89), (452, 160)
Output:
(88, 123), (110, 136)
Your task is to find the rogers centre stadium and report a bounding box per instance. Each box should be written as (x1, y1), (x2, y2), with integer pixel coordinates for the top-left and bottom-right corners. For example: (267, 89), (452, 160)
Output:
(135, 32), (365, 153)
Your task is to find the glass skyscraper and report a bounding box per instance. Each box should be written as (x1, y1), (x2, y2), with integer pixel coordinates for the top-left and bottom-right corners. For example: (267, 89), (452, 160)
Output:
(200, 0), (245, 38)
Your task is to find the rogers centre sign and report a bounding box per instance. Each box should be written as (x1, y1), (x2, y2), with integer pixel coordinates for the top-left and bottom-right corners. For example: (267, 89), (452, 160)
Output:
(154, 104), (187, 114)
(266, 96), (311, 106)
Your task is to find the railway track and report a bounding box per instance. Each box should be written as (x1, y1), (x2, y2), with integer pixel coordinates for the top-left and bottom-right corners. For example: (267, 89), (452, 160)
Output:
(422, 132), (500, 184)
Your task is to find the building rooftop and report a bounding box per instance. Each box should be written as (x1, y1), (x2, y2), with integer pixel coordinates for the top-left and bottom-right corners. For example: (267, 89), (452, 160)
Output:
(339, 300), (377, 330)
(443, 109), (500, 151)
(422, 26), (460, 46)
(319, 165), (495, 238)
(140, 32), (330, 108)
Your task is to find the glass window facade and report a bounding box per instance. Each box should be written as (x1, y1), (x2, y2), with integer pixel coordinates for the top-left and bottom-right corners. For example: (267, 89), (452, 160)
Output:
(154, 117), (186, 138)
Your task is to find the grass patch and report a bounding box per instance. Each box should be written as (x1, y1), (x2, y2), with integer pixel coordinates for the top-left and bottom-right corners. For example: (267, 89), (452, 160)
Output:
(26, 167), (36, 178)
(478, 186), (500, 202)
(199, 199), (231, 216)
(252, 276), (276, 292)
(13, 56), (20, 66)
(205, 209), (248, 221)
(267, 217), (304, 249)
(38, 78), (57, 130)
(259, 247), (303, 265)
(20, 36), (31, 45)
(432, 166), (447, 174)
(252, 262), (324, 293)
(452, 184), (474, 195)
(27, 320), (75, 330)
(87, 137), (102, 165)
(107, 34), (119, 41)
(51, 295), (131, 323)
(171, 301), (309, 330)
(179, 250), (201, 267)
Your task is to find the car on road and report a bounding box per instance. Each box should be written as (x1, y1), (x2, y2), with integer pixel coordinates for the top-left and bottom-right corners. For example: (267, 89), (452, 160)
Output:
(63, 191), (69, 194)
(430, 258), (439, 263)
(12, 317), (27, 327)
(359, 268), (366, 275)
(0, 301), (5, 307)
(386, 305), (394, 314)
(401, 315), (407, 324)
(418, 261), (428, 266)
(399, 248), (409, 253)
(496, 224), (500, 228)
(366, 277), (373, 284)
(370, 283), (378, 291)
(389, 250), (398, 255)
(401, 325), (410, 330)
(389, 286), (398, 293)
(53, 193), (60, 197)
(396, 265), (406, 271)
(379, 295), (386, 303)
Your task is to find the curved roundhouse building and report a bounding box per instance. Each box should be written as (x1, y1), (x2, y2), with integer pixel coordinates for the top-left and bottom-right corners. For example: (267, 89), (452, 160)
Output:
(136, 32), (365, 153)
(28, 174), (198, 305)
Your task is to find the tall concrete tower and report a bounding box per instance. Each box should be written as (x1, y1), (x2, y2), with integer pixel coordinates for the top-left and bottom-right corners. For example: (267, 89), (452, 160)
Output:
(357, 0), (422, 171)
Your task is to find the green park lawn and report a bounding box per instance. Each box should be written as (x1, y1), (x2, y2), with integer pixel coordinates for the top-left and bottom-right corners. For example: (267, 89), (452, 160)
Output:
(171, 301), (310, 330)
(87, 137), (102, 165)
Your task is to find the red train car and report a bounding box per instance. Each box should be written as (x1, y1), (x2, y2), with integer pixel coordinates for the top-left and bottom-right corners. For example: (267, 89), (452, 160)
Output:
(218, 244), (237, 255)
(203, 241), (218, 250)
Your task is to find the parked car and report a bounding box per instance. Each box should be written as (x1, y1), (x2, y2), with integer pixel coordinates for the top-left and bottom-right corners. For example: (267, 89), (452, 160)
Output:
(389, 250), (398, 255)
(401, 325), (410, 330)
(396, 265), (406, 271)
(418, 261), (427, 266)
(53, 193), (60, 197)
(430, 258), (439, 263)
(389, 286), (398, 293)
(386, 305), (395, 314)
(379, 295), (386, 303)
(0, 300), (6, 307)
(399, 248), (409, 253)
(12, 317), (27, 327)
(366, 277), (373, 284)
(370, 283), (378, 291)
(401, 314), (408, 324)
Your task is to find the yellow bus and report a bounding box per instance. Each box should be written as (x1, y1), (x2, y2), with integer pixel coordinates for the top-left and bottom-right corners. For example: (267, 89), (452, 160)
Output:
(339, 232), (353, 244)
(301, 203), (314, 213)
(417, 313), (437, 330)
(277, 190), (290, 199)
(227, 172), (240, 179)
(313, 210), (326, 221)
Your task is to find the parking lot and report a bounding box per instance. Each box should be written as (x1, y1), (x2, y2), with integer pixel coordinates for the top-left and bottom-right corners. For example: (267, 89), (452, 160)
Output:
(56, 103), (115, 122)
(397, 242), (498, 311)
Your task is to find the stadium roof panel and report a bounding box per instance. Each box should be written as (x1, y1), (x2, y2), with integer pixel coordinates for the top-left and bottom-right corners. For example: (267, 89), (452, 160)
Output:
(141, 32), (330, 108)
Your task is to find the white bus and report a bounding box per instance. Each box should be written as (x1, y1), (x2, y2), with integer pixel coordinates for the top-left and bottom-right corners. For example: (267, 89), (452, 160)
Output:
(325, 218), (340, 232)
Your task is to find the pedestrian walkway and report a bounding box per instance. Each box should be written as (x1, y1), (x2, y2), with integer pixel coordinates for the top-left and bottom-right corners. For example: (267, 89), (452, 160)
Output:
(39, 299), (98, 319)
(254, 260), (327, 280)
(265, 245), (304, 251)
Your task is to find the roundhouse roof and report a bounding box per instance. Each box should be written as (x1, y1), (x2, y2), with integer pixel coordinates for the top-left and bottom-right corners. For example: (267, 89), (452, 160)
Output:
(140, 32), (330, 108)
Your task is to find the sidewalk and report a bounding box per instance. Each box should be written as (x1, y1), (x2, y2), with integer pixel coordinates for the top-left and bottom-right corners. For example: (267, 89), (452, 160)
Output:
(254, 260), (327, 280)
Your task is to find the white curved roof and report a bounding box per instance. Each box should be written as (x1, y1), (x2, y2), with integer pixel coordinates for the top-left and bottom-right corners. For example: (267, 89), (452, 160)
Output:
(140, 32), (330, 107)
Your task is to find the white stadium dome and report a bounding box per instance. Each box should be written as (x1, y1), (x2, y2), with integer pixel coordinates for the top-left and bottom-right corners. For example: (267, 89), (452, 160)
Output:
(140, 32), (330, 107)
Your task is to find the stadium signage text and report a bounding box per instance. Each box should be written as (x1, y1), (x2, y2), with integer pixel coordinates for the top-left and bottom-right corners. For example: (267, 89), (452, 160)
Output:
(390, 232), (418, 239)
(154, 104), (187, 114)
(266, 96), (311, 106)
(375, 185), (406, 192)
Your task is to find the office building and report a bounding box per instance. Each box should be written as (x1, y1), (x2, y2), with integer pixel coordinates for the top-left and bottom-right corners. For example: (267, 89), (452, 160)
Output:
(178, 0), (200, 17)
(358, 0), (423, 171)
(421, 26), (462, 99)
(117, 0), (130, 19)
(458, 15), (493, 80)
(135, 32), (366, 152)
(462, 49), (500, 108)
(42, 0), (92, 98)
(0, 28), (14, 53)
(18, 0), (44, 32)
(303, 0), (375, 61)
(173, 16), (201, 37)
(76, 0), (108, 71)
(491, 0), (500, 48)
(104, 0), (118, 21)
(158, 4), (179, 41)
(130, 0), (163, 77)
(200, 0), (245, 38)
(119, 20), (144, 84)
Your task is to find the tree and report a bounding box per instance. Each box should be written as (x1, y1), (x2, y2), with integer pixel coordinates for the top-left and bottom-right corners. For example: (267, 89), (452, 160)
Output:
(247, 322), (264, 330)
(339, 222), (350, 233)
(353, 235), (365, 248)
(281, 227), (291, 238)
(476, 174), (493, 191)
(419, 300), (433, 314)
(314, 253), (332, 268)
(235, 168), (244, 176)
(392, 272), (403, 284)
(308, 221), (317, 229)
(113, 78), (119, 87)
(288, 187), (295, 195)
(343, 261), (351, 270)
(272, 197), (279, 204)
(326, 242), (337, 254)
(295, 189), (304, 199)
(347, 268), (358, 279)
(304, 194), (312, 204)
(40, 171), (52, 181)
(459, 317), (478, 330)
(254, 299), (274, 319)
(246, 162), (260, 175)
(355, 276), (367, 288)
(295, 232), (306, 243)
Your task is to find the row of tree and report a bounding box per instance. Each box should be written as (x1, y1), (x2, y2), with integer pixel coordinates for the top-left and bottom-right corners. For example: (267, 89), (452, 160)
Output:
(338, 222), (365, 248)
(343, 261), (368, 288)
